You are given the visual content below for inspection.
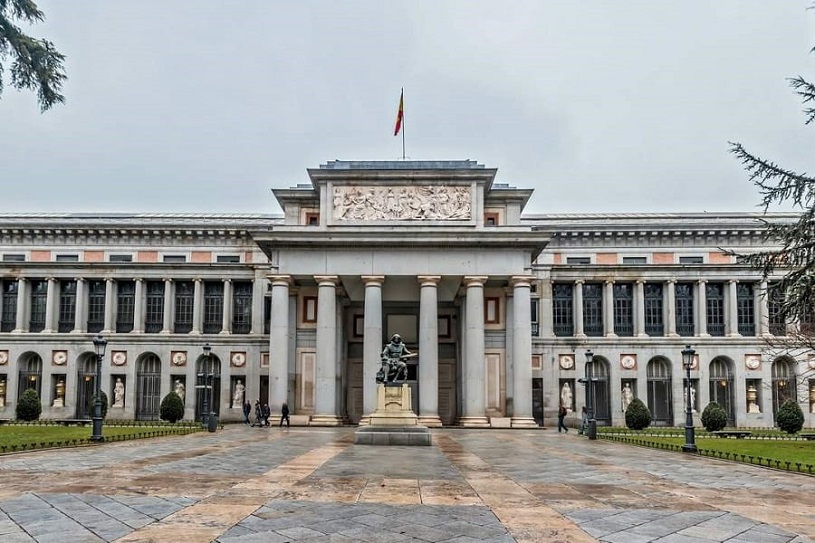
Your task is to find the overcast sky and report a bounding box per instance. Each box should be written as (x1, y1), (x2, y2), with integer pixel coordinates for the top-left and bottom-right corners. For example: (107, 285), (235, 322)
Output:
(1, 1), (813, 215)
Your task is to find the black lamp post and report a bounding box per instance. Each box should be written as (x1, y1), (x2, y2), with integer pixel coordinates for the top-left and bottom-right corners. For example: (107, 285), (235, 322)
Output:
(91, 335), (107, 442)
(199, 343), (212, 428)
(682, 345), (697, 453)
(585, 349), (597, 440)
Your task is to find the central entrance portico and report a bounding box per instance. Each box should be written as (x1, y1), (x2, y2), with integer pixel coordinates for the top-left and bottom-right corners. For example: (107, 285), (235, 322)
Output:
(253, 160), (548, 427)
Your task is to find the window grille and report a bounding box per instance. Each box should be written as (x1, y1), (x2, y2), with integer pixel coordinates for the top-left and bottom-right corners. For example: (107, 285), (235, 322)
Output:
(552, 283), (573, 336)
(173, 281), (194, 333)
(29, 280), (47, 333)
(232, 281), (252, 334)
(87, 280), (105, 333)
(58, 280), (76, 333)
(706, 283), (725, 336)
(613, 283), (633, 336)
(144, 281), (165, 333)
(530, 298), (540, 336)
(116, 281), (135, 333)
(737, 283), (755, 335)
(203, 281), (224, 334)
(583, 283), (603, 336)
(675, 282), (694, 336)
(644, 283), (663, 336)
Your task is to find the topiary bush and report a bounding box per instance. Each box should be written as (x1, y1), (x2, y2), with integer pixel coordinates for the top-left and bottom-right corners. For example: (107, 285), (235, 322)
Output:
(160, 391), (185, 423)
(625, 397), (651, 430)
(701, 401), (727, 432)
(16, 388), (42, 421)
(776, 399), (804, 434)
(88, 391), (108, 419)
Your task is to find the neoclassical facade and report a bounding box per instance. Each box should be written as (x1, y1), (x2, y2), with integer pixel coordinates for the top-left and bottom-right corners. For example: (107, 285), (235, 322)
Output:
(0, 160), (812, 428)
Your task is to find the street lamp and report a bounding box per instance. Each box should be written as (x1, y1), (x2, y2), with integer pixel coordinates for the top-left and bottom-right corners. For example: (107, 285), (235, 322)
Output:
(585, 350), (597, 440)
(91, 335), (107, 442)
(682, 345), (697, 453)
(199, 343), (217, 432)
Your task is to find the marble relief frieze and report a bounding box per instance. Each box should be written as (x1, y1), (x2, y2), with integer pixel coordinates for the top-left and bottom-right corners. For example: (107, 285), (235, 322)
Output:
(332, 185), (472, 221)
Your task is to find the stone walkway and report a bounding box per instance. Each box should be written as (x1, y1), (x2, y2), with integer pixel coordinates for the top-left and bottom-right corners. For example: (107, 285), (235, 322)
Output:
(0, 426), (812, 542)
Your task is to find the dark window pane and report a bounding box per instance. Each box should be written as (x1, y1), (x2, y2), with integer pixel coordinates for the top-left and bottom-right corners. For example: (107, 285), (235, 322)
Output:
(675, 282), (694, 336)
(116, 281), (135, 333)
(644, 283), (664, 336)
(203, 281), (223, 334)
(87, 280), (106, 333)
(553, 283), (573, 336)
(145, 281), (165, 333)
(1, 280), (18, 332)
(737, 282), (755, 336)
(706, 282), (725, 336)
(232, 281), (253, 334)
(583, 283), (603, 336)
(29, 280), (47, 333)
(174, 281), (194, 333)
(58, 280), (76, 333)
(613, 283), (633, 336)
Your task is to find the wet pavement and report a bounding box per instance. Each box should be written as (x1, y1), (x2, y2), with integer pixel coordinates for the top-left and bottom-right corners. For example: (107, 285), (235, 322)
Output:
(0, 426), (812, 542)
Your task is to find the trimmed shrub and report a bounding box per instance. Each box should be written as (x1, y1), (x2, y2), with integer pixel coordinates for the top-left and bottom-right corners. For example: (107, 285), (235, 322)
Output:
(160, 392), (185, 423)
(16, 388), (42, 421)
(625, 397), (652, 430)
(701, 401), (727, 432)
(776, 399), (804, 434)
(88, 391), (108, 419)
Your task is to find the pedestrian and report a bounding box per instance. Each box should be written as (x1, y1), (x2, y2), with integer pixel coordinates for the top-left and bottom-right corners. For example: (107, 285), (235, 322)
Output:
(279, 402), (290, 428)
(242, 400), (252, 425)
(252, 400), (262, 427)
(262, 403), (271, 427)
(557, 404), (569, 433)
(579, 406), (588, 435)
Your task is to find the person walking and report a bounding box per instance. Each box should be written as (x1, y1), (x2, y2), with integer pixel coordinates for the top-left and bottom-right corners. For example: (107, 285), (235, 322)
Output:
(557, 404), (569, 433)
(579, 406), (588, 435)
(262, 403), (271, 427)
(279, 402), (290, 428)
(242, 400), (252, 425)
(252, 400), (262, 427)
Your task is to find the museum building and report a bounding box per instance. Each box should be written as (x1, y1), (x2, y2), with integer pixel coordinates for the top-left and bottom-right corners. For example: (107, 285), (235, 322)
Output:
(0, 159), (812, 429)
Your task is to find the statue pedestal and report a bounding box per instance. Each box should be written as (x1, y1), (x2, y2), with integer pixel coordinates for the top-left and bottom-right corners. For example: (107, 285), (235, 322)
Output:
(355, 383), (431, 446)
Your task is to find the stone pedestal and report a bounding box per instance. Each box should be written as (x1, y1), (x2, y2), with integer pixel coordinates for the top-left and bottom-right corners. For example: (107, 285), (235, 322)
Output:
(355, 383), (431, 445)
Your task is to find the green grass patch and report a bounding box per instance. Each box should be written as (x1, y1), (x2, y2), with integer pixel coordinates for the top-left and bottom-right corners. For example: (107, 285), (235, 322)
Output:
(639, 436), (815, 466)
(0, 423), (201, 451)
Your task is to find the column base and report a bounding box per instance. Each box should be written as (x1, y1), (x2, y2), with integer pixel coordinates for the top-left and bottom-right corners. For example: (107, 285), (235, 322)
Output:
(308, 415), (344, 426)
(604, 333), (618, 339)
(418, 415), (443, 427)
(358, 416), (371, 426)
(698, 333), (710, 337)
(636, 333), (648, 338)
(511, 416), (539, 428)
(458, 416), (491, 428)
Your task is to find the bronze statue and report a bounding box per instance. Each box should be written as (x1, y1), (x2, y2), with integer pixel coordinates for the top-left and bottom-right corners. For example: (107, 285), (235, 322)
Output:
(376, 334), (415, 384)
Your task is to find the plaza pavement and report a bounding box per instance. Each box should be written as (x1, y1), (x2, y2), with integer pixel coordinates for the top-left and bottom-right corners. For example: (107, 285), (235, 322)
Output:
(0, 425), (813, 543)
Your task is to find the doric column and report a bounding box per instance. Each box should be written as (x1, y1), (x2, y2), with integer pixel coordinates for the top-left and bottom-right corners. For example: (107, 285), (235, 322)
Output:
(361, 276), (384, 423)
(634, 280), (646, 337)
(73, 278), (87, 333)
(221, 279), (233, 334)
(696, 280), (708, 336)
(43, 277), (57, 333)
(269, 275), (291, 418)
(574, 280), (585, 337)
(192, 278), (203, 334)
(727, 279), (740, 337)
(102, 278), (115, 333)
(461, 276), (490, 427)
(161, 278), (173, 334)
(133, 278), (145, 333)
(603, 279), (616, 338)
(666, 279), (678, 337)
(250, 271), (265, 335)
(312, 275), (342, 425)
(418, 275), (442, 427)
(511, 276), (537, 428)
(758, 280), (770, 336)
(13, 278), (27, 333)
(539, 279), (554, 337)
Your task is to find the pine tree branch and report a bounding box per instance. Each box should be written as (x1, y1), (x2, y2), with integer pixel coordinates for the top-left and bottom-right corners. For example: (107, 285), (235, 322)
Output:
(789, 76), (815, 125)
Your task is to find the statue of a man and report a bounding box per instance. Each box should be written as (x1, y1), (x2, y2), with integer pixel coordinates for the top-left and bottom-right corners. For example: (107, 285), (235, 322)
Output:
(377, 334), (411, 384)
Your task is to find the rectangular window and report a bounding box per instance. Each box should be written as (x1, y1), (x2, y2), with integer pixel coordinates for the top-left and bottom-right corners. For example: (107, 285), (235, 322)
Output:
(87, 280), (106, 333)
(679, 256), (704, 264)
(485, 297), (500, 324)
(622, 256), (647, 265)
(302, 296), (317, 324)
(768, 284), (786, 336)
(216, 255), (240, 263)
(484, 212), (499, 226)
(305, 212), (320, 226)
(737, 283), (756, 336)
(145, 281), (164, 333)
(706, 283), (725, 337)
(29, 280), (47, 333)
(55, 254), (79, 262)
(173, 280), (194, 333)
(553, 283), (574, 336)
(530, 298), (540, 336)
(58, 280), (76, 333)
(1, 280), (18, 332)
(109, 254), (133, 263)
(583, 283), (603, 336)
(163, 255), (187, 263)
(675, 282), (694, 336)
(613, 283), (633, 336)
(232, 281), (253, 334)
(115, 281), (135, 333)
(644, 283), (664, 336)
(263, 295), (271, 335)
(203, 281), (224, 334)
(566, 257), (591, 265)
(2, 254), (25, 262)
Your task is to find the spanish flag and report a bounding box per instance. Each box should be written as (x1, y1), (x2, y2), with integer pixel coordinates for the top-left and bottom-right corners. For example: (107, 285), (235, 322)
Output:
(393, 89), (404, 136)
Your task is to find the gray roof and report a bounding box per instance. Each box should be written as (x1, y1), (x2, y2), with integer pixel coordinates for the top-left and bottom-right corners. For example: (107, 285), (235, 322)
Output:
(318, 160), (485, 170)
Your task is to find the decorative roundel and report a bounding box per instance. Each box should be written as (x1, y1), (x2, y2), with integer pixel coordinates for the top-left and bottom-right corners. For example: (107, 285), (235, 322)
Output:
(745, 356), (761, 370)
(620, 355), (636, 370)
(0, 351), (7, 365)
(112, 351), (127, 366)
(558, 355), (574, 370)
(231, 352), (246, 367)
(52, 351), (68, 365)
(172, 351), (187, 366)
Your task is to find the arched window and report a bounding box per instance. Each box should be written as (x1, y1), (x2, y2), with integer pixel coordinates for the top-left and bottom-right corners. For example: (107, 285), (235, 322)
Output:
(771, 358), (796, 420)
(18, 354), (42, 400)
(76, 355), (97, 419)
(136, 354), (162, 421)
(588, 357), (611, 425)
(195, 354), (221, 422)
(646, 358), (672, 425)
(709, 358), (735, 426)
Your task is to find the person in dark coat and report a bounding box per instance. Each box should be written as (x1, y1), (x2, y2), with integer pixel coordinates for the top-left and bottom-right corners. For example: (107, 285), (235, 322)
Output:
(279, 402), (290, 427)
(262, 403), (271, 427)
(242, 400), (252, 425)
(557, 404), (569, 433)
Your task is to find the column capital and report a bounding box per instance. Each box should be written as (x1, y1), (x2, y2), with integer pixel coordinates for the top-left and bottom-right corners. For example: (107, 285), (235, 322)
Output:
(417, 275), (441, 286)
(666, 278), (677, 285)
(463, 276), (488, 287)
(362, 275), (386, 286)
(697, 278), (707, 284)
(635, 279), (646, 285)
(268, 275), (292, 287)
(574, 279), (585, 285)
(163, 277), (173, 283)
(510, 275), (535, 288)
(604, 279), (614, 286)
(134, 277), (144, 283)
(314, 275), (340, 286)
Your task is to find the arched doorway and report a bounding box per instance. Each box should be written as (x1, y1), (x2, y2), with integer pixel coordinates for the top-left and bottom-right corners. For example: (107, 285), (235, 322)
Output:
(588, 357), (611, 425)
(771, 357), (797, 421)
(709, 357), (735, 426)
(647, 357), (672, 425)
(76, 354), (97, 418)
(17, 353), (42, 401)
(136, 354), (162, 420)
(195, 354), (221, 422)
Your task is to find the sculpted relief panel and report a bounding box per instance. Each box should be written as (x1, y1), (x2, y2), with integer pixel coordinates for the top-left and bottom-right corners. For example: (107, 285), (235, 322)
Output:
(332, 185), (472, 221)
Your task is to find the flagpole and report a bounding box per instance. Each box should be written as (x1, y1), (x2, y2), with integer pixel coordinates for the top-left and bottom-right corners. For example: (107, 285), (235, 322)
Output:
(401, 87), (406, 160)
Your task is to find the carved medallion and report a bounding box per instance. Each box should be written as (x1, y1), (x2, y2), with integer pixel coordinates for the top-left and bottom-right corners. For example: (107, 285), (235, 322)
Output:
(558, 354), (575, 370)
(744, 354), (761, 371)
(52, 350), (68, 366)
(620, 354), (637, 370)
(0, 350), (7, 365)
(171, 351), (187, 366)
(230, 351), (246, 367)
(332, 185), (472, 221)
(111, 351), (127, 366)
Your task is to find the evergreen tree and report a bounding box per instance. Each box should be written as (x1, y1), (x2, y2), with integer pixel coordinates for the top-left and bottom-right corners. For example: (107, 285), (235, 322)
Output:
(776, 399), (804, 434)
(15, 388), (41, 421)
(0, 0), (66, 111)
(160, 392), (185, 423)
(700, 402), (727, 432)
(624, 397), (651, 430)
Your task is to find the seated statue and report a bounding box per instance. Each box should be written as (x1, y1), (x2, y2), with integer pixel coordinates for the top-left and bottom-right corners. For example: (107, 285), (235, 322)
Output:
(376, 334), (414, 384)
